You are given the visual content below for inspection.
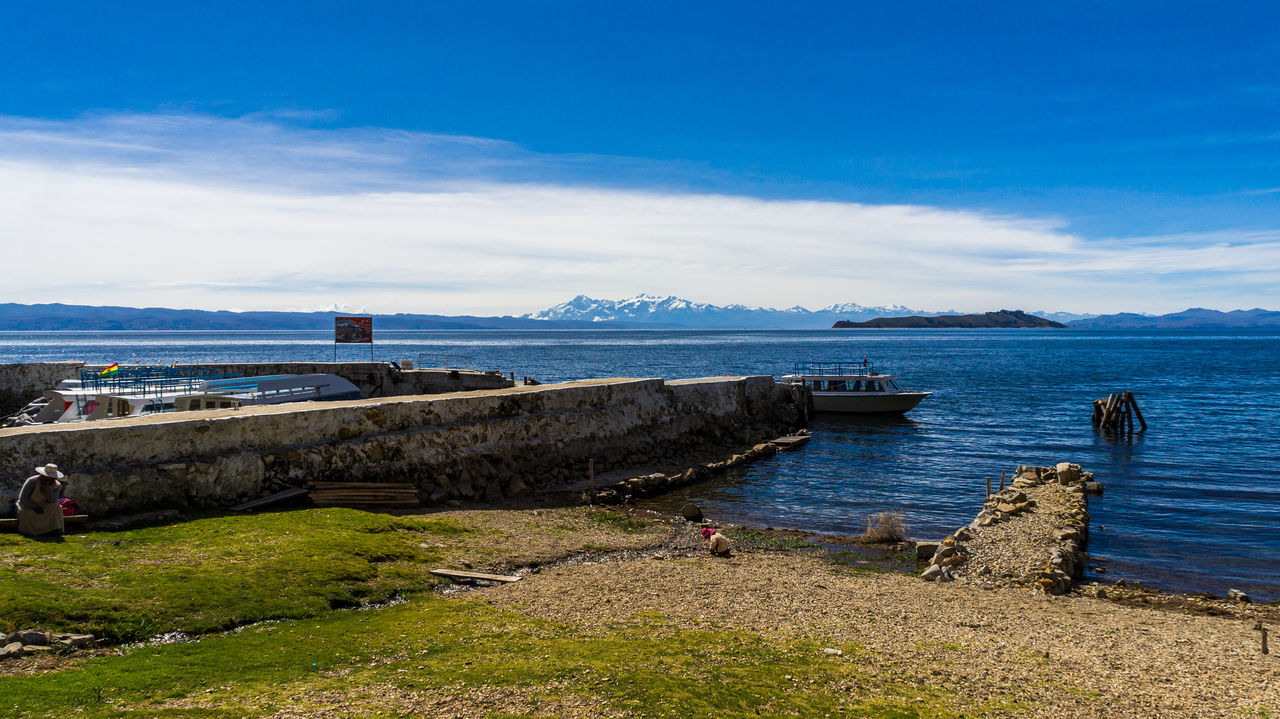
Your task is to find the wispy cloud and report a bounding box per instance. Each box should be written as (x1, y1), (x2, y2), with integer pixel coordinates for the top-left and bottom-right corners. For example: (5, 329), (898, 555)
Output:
(0, 112), (1275, 315)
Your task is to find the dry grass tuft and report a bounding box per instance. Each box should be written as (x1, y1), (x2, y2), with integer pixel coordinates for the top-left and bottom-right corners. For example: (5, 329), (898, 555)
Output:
(858, 511), (907, 544)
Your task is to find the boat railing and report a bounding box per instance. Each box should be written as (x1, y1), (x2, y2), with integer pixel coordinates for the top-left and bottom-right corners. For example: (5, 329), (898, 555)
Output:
(790, 360), (879, 377)
(79, 366), (242, 395)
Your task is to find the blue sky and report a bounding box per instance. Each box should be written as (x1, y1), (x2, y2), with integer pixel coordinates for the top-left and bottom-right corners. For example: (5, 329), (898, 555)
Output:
(0, 2), (1276, 314)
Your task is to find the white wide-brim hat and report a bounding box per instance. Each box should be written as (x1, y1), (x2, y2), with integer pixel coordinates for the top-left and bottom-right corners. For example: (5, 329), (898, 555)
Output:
(35, 463), (65, 479)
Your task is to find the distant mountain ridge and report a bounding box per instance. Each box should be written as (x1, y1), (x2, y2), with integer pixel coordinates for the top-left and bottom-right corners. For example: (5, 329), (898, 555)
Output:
(0, 300), (1268, 332)
(834, 310), (1066, 329)
(1068, 308), (1280, 328)
(0, 303), (635, 331)
(524, 294), (938, 328)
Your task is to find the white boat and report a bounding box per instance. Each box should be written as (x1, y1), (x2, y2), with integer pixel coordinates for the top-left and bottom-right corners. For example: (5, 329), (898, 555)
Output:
(26, 369), (362, 423)
(781, 360), (931, 414)
(31, 368), (228, 423)
(173, 374), (362, 411)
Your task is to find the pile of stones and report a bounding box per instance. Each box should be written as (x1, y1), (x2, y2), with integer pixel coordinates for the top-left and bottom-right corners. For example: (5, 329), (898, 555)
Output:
(919, 529), (975, 582)
(0, 628), (95, 660)
(973, 486), (1036, 527)
(920, 462), (1099, 596)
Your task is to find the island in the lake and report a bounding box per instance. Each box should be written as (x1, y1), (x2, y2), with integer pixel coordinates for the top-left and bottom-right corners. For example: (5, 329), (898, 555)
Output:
(833, 309), (1066, 329)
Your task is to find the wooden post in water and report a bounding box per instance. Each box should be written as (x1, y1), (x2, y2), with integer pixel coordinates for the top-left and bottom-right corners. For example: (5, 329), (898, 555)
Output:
(1103, 393), (1119, 428)
(1126, 391), (1148, 430)
(986, 476), (992, 497)
(1093, 391), (1148, 433)
(998, 471), (1006, 492)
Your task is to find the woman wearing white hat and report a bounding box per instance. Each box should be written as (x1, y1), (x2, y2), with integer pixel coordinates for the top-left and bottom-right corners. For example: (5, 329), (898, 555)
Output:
(17, 463), (66, 537)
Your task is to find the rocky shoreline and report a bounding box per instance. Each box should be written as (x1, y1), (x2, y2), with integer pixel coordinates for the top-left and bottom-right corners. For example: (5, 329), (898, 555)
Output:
(583, 433), (806, 505)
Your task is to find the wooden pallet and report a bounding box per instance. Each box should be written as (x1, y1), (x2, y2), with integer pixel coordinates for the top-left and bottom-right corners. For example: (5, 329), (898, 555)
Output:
(304, 482), (420, 508)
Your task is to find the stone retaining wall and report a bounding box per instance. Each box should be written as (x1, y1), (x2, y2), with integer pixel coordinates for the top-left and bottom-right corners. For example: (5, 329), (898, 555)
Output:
(0, 376), (806, 517)
(0, 362), (85, 416)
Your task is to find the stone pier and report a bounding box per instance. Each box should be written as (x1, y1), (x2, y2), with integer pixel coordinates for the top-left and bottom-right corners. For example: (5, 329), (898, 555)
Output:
(0, 376), (807, 517)
(921, 463), (1097, 594)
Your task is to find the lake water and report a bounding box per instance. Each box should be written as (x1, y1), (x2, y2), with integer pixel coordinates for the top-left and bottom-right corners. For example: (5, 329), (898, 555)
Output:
(2, 328), (1277, 600)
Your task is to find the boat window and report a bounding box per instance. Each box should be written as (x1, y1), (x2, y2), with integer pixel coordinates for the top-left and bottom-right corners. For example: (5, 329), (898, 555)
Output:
(830, 380), (846, 391)
(869, 381), (882, 392)
(851, 380), (864, 391)
(888, 380), (901, 390)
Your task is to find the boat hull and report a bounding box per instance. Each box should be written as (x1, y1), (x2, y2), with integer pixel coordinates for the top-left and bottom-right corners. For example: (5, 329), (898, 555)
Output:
(811, 391), (930, 414)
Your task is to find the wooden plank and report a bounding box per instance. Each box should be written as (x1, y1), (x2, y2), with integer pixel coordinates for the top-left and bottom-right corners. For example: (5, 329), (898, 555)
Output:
(312, 501), (418, 506)
(308, 491), (417, 496)
(1126, 391), (1148, 430)
(0, 515), (89, 532)
(231, 487), (310, 512)
(307, 488), (417, 493)
(311, 493), (415, 498)
(1100, 393), (1118, 429)
(430, 568), (522, 583)
(310, 497), (420, 501)
(311, 497), (420, 502)
(769, 434), (811, 448)
(311, 500), (421, 507)
(306, 482), (417, 489)
(307, 487), (417, 492)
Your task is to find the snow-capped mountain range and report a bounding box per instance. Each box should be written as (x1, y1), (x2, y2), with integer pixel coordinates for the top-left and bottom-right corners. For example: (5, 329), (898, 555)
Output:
(522, 294), (1091, 328)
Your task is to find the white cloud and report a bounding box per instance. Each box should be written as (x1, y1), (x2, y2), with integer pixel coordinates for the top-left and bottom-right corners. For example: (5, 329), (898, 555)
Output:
(0, 112), (1276, 315)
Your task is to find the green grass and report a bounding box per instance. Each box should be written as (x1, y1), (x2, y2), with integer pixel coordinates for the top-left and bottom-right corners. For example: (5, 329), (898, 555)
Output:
(586, 509), (648, 533)
(0, 507), (1033, 717)
(0, 594), (990, 719)
(734, 531), (819, 551)
(0, 509), (469, 642)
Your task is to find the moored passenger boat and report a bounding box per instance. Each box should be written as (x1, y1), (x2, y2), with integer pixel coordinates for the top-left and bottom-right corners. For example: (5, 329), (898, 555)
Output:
(781, 360), (931, 414)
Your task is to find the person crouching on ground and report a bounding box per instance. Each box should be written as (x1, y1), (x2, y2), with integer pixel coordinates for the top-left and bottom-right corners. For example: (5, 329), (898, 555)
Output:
(17, 463), (66, 538)
(701, 527), (732, 557)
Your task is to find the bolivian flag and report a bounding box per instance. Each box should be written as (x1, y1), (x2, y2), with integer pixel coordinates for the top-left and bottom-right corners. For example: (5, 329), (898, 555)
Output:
(98, 363), (120, 377)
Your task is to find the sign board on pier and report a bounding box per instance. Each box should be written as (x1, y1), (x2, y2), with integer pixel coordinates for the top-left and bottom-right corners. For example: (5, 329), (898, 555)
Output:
(334, 316), (373, 343)
(333, 316), (374, 360)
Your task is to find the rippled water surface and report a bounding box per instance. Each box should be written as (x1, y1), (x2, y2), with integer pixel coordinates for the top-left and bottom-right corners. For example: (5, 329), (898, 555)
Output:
(2, 328), (1277, 599)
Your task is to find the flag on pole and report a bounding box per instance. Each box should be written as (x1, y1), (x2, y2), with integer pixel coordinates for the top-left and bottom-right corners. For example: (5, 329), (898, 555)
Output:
(98, 363), (120, 377)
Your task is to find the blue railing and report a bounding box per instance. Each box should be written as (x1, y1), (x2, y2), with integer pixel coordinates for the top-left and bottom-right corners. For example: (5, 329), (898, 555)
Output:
(790, 360), (878, 376)
(78, 366), (242, 394)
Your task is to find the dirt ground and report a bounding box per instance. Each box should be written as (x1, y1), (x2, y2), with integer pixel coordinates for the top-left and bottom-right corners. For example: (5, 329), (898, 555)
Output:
(450, 507), (1280, 719)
